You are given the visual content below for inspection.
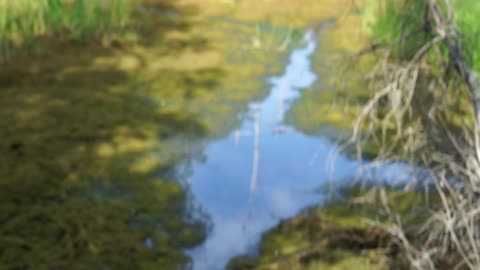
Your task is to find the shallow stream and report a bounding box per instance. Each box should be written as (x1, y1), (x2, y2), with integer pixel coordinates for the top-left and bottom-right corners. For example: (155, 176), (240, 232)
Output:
(183, 27), (391, 270)
(0, 2), (418, 269)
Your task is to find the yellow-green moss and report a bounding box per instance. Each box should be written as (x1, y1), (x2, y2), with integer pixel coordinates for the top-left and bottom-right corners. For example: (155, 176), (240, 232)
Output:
(0, 0), (297, 268)
(284, 7), (375, 138)
(228, 188), (436, 270)
(0, 0), (393, 269)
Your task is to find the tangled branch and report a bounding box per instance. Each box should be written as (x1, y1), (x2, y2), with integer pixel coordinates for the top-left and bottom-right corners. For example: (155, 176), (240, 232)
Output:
(349, 0), (480, 269)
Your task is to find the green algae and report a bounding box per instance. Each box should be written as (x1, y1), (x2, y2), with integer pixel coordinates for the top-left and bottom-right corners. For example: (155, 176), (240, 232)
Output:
(227, 188), (437, 270)
(283, 5), (413, 161)
(0, 0), (300, 269)
(283, 0), (475, 162)
(284, 8), (375, 139)
(0, 0), (406, 269)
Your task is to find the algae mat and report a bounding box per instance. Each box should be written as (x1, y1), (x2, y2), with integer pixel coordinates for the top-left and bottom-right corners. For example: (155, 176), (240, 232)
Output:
(228, 188), (437, 270)
(0, 0), (368, 269)
(0, 1), (291, 269)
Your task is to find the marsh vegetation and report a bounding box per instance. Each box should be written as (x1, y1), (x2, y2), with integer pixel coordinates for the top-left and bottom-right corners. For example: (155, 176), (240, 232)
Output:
(2, 0), (480, 270)
(0, 0), (128, 61)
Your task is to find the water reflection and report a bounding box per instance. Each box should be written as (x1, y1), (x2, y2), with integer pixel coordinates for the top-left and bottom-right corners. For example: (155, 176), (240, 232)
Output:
(182, 30), (356, 269)
(183, 26), (423, 269)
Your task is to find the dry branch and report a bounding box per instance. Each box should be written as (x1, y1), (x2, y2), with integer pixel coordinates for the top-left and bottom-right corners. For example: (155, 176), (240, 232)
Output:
(348, 0), (480, 269)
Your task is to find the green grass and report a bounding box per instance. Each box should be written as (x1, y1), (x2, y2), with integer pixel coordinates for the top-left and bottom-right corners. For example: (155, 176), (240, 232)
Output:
(366, 0), (434, 60)
(366, 0), (480, 71)
(355, 0), (479, 161)
(0, 0), (128, 61)
(453, 0), (480, 70)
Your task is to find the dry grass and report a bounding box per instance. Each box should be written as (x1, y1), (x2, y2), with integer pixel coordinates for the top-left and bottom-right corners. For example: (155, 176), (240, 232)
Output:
(350, 0), (480, 269)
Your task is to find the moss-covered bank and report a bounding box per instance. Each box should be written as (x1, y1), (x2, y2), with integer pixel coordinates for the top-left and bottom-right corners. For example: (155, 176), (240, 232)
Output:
(227, 2), (445, 269)
(227, 188), (438, 270)
(284, 2), (374, 139)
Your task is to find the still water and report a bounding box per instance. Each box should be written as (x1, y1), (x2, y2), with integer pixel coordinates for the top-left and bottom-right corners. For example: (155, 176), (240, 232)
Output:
(182, 28), (414, 269)
(182, 29), (351, 269)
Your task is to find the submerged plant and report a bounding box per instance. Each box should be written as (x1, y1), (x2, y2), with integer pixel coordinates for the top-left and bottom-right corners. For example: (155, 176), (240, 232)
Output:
(251, 22), (303, 51)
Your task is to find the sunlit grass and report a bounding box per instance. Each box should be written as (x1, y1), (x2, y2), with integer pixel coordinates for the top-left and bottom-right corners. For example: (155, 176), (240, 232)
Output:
(454, 0), (480, 70)
(0, 0), (128, 61)
(366, 0), (480, 71)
